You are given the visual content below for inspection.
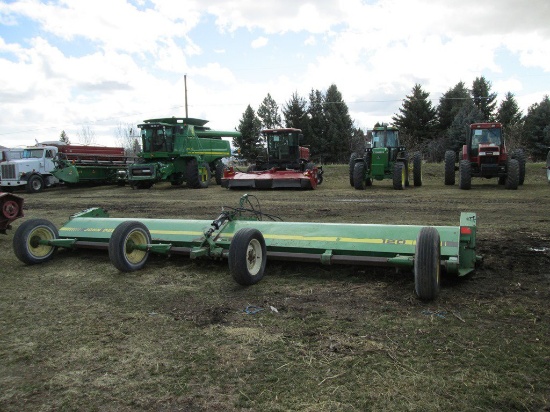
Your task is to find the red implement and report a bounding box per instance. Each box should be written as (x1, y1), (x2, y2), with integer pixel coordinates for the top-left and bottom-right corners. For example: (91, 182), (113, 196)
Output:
(0, 192), (24, 234)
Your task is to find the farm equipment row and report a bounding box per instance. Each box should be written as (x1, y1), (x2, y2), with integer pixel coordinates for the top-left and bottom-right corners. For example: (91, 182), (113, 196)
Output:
(12, 195), (480, 301)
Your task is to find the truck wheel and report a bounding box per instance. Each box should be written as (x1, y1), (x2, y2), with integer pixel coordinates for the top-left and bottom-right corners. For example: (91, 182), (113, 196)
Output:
(229, 228), (267, 285)
(13, 219), (58, 265)
(348, 153), (358, 186)
(459, 160), (471, 190)
(505, 159), (519, 190)
(414, 227), (441, 301)
(109, 221), (151, 272)
(186, 159), (210, 189)
(26, 175), (44, 193)
(444, 151), (456, 185)
(413, 152), (422, 187)
(511, 149), (526, 185)
(392, 162), (405, 190)
(353, 162), (366, 190)
(215, 161), (224, 185)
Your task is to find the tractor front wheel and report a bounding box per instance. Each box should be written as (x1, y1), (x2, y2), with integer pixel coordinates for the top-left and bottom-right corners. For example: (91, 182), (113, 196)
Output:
(353, 162), (366, 190)
(393, 162), (405, 190)
(229, 228), (267, 285)
(459, 160), (471, 190)
(109, 221), (151, 272)
(413, 152), (422, 187)
(414, 226), (441, 301)
(444, 151), (456, 185)
(505, 159), (519, 190)
(13, 219), (58, 264)
(348, 153), (358, 186)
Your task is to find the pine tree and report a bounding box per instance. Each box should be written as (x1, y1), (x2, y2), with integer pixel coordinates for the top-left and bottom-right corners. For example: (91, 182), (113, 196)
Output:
(437, 81), (471, 134)
(446, 100), (483, 153)
(472, 76), (497, 121)
(59, 130), (70, 144)
(392, 83), (437, 146)
(523, 95), (550, 160)
(257, 93), (282, 129)
(282, 92), (310, 143)
(235, 105), (263, 161)
(324, 84), (354, 162)
(497, 92), (523, 128)
(308, 89), (327, 158)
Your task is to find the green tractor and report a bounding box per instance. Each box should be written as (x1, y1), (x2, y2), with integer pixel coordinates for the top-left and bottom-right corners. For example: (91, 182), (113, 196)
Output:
(127, 117), (240, 189)
(350, 126), (422, 190)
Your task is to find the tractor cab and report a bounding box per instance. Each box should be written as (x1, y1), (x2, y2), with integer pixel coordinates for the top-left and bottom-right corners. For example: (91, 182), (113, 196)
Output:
(258, 128), (308, 170)
(468, 124), (503, 158)
(368, 126), (406, 167)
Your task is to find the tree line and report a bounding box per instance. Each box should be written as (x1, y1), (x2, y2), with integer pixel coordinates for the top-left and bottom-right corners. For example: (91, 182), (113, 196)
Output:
(234, 77), (550, 163)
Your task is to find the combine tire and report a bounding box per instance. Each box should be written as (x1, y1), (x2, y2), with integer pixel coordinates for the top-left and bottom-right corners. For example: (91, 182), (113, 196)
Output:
(13, 219), (58, 264)
(511, 149), (526, 185)
(458, 160), (471, 190)
(353, 162), (366, 190)
(393, 162), (405, 190)
(187, 159), (210, 189)
(215, 161), (224, 185)
(413, 152), (422, 187)
(348, 153), (358, 186)
(505, 159), (519, 190)
(444, 151), (456, 185)
(414, 227), (441, 301)
(229, 228), (267, 285)
(26, 175), (44, 194)
(109, 221), (151, 272)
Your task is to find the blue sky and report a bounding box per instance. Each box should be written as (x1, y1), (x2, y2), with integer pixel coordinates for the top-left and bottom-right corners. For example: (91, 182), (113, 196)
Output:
(0, 0), (549, 147)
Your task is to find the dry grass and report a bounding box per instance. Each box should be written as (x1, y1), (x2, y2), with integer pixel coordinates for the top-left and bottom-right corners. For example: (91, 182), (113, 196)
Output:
(1, 162), (549, 411)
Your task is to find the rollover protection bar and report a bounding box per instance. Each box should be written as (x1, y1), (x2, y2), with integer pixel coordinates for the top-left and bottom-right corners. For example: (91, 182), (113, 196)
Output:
(13, 195), (481, 300)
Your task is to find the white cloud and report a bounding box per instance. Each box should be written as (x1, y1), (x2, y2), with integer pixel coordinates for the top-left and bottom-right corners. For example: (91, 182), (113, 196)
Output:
(251, 36), (268, 49)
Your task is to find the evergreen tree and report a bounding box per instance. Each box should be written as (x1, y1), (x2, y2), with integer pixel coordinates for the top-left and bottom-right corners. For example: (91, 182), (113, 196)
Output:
(257, 93), (282, 129)
(323, 84), (354, 162)
(59, 130), (70, 144)
(282, 92), (311, 145)
(446, 100), (483, 153)
(235, 105), (263, 161)
(437, 81), (471, 134)
(497, 92), (523, 128)
(471, 76), (497, 121)
(307, 89), (327, 158)
(523, 95), (550, 160)
(392, 83), (437, 146)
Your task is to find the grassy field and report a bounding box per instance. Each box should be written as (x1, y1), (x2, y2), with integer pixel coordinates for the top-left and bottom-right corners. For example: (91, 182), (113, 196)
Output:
(1, 162), (549, 411)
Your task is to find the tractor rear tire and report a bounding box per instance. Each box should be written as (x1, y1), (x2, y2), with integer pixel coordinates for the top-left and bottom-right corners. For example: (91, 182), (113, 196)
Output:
(353, 162), (366, 190)
(187, 159), (210, 189)
(413, 152), (422, 187)
(349, 153), (358, 186)
(109, 221), (151, 272)
(229, 228), (267, 285)
(393, 162), (405, 190)
(414, 227), (441, 301)
(505, 159), (519, 190)
(459, 160), (471, 190)
(511, 149), (526, 185)
(13, 219), (58, 265)
(444, 151), (456, 185)
(26, 175), (44, 194)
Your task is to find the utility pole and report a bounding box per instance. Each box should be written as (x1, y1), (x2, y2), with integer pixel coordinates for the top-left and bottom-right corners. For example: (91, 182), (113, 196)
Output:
(184, 74), (188, 118)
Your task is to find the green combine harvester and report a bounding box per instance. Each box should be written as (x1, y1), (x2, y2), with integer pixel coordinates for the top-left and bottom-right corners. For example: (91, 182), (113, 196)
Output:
(12, 195), (480, 300)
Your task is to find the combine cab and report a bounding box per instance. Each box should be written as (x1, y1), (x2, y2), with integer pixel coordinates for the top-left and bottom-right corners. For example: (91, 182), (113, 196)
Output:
(445, 122), (526, 190)
(0, 192), (24, 234)
(350, 126), (422, 190)
(221, 128), (322, 189)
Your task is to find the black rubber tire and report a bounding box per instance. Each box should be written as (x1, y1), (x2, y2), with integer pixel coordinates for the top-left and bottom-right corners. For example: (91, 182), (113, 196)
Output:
(444, 151), (456, 185)
(413, 152), (422, 187)
(505, 159), (519, 190)
(186, 159), (210, 189)
(392, 162), (405, 190)
(215, 161), (224, 185)
(498, 176), (506, 185)
(348, 153), (358, 186)
(414, 227), (441, 301)
(459, 160), (471, 190)
(229, 228), (267, 285)
(133, 181), (154, 190)
(26, 175), (44, 194)
(353, 161), (366, 190)
(109, 221), (151, 272)
(511, 149), (526, 185)
(13, 219), (58, 264)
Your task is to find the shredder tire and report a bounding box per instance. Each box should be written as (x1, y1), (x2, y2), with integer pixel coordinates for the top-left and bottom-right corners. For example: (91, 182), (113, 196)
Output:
(229, 228), (267, 285)
(109, 221), (151, 272)
(414, 227), (441, 301)
(13, 219), (58, 264)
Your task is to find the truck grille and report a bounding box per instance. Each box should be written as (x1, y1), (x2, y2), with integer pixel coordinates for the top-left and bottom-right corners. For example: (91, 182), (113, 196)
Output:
(1, 164), (16, 179)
